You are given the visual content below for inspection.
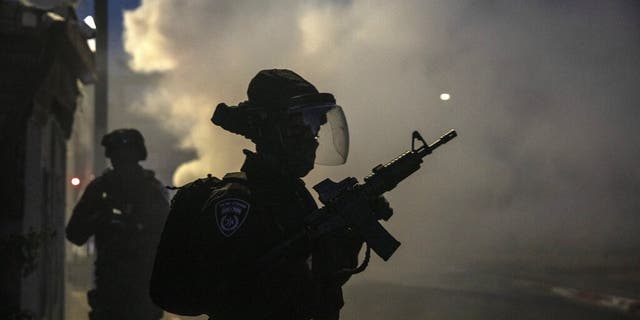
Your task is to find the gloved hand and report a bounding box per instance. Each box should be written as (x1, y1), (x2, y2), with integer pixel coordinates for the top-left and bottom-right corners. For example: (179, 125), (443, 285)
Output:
(369, 196), (393, 221)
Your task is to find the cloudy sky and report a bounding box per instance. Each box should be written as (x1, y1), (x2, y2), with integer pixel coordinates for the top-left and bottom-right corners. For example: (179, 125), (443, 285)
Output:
(110, 0), (640, 282)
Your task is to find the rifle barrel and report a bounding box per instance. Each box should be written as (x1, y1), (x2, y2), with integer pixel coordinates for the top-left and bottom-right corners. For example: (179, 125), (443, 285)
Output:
(420, 129), (457, 157)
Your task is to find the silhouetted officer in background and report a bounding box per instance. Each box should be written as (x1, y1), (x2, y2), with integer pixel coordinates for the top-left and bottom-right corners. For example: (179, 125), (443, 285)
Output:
(66, 129), (169, 320)
(150, 69), (390, 320)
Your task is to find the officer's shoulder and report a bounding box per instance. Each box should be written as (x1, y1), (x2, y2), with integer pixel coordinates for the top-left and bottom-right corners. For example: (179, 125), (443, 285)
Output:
(205, 172), (252, 201)
(143, 169), (156, 179)
(215, 172), (250, 192)
(173, 174), (222, 199)
(181, 172), (248, 201)
(85, 169), (113, 189)
(171, 173), (251, 211)
(99, 167), (115, 178)
(142, 169), (166, 188)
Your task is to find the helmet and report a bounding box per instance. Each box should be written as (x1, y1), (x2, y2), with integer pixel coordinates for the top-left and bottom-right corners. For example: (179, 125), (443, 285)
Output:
(247, 69), (319, 106)
(211, 69), (349, 165)
(101, 128), (148, 161)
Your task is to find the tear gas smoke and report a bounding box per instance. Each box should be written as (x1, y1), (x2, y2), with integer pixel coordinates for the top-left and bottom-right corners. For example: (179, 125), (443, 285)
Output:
(123, 0), (640, 283)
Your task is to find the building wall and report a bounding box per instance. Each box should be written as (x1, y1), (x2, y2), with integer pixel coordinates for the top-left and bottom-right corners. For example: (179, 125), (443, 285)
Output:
(20, 113), (67, 320)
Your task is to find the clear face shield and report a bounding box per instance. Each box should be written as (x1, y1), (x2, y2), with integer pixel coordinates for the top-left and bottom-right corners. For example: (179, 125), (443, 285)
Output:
(288, 103), (349, 165)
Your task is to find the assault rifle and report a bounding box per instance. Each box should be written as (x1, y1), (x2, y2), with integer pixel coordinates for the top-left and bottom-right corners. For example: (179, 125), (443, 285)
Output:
(260, 129), (457, 265)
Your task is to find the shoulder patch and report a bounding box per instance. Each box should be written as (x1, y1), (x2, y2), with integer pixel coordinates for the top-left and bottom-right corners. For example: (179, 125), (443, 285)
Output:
(170, 176), (222, 211)
(215, 198), (250, 237)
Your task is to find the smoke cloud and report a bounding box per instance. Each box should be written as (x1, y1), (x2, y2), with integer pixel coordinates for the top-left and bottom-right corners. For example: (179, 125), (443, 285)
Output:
(123, 0), (640, 283)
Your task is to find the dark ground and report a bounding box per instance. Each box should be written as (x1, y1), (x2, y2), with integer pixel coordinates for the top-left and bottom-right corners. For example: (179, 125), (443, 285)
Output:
(344, 283), (630, 320)
(342, 251), (640, 320)
(67, 253), (640, 320)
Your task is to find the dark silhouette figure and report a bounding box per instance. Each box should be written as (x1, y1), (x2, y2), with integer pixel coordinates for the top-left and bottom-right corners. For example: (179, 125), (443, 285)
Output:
(150, 69), (385, 320)
(66, 129), (169, 320)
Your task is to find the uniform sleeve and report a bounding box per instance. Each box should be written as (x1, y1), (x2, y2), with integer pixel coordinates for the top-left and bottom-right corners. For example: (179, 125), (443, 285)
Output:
(66, 180), (107, 245)
(149, 179), (258, 316)
(149, 185), (212, 316)
(151, 178), (307, 317)
(311, 228), (363, 317)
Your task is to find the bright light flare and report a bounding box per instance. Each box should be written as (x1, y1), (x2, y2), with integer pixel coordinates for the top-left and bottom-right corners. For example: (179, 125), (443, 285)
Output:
(83, 16), (96, 29)
(70, 177), (81, 186)
(440, 93), (451, 101)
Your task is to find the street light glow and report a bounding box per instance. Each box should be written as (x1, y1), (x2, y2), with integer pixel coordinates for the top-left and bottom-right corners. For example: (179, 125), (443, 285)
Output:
(440, 93), (451, 101)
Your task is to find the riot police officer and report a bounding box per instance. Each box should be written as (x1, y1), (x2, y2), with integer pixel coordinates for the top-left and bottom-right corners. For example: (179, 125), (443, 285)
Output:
(150, 69), (387, 320)
(66, 129), (169, 320)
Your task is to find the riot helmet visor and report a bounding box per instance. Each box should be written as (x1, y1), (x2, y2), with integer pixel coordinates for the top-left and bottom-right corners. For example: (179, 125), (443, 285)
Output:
(288, 103), (349, 165)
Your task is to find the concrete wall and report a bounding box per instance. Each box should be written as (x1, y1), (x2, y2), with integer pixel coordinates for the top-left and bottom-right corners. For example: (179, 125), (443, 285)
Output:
(20, 114), (67, 320)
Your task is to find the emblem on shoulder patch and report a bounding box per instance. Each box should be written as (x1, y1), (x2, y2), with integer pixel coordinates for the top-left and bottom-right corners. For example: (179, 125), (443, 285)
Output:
(215, 199), (250, 237)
